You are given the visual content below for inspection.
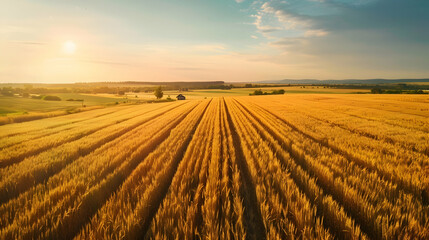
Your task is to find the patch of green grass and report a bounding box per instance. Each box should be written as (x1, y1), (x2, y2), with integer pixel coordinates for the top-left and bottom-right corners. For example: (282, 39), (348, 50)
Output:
(0, 93), (126, 116)
(158, 87), (369, 98)
(0, 96), (76, 114)
(55, 93), (123, 105)
(0, 108), (17, 116)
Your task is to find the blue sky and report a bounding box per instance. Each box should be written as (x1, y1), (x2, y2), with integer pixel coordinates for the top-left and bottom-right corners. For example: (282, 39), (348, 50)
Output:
(1, 0), (428, 82)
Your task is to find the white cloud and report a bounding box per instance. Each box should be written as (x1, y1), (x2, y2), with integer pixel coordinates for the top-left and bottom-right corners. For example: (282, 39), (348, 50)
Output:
(274, 10), (311, 30)
(304, 29), (328, 37)
(251, 1), (330, 43)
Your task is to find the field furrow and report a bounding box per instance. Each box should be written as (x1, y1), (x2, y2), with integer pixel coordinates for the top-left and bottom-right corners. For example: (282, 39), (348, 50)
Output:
(0, 102), (184, 168)
(0, 103), (174, 149)
(226, 98), (334, 239)
(0, 101), (199, 239)
(218, 99), (247, 240)
(234, 98), (429, 239)
(301, 95), (428, 117)
(75, 99), (211, 239)
(246, 99), (429, 203)
(298, 96), (429, 133)
(0, 94), (427, 239)
(251, 96), (428, 155)
(0, 101), (188, 204)
(224, 99), (269, 240)
(0, 105), (136, 138)
(146, 98), (217, 239)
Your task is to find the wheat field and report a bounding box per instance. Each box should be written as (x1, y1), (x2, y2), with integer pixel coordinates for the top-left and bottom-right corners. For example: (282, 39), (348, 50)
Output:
(0, 95), (428, 239)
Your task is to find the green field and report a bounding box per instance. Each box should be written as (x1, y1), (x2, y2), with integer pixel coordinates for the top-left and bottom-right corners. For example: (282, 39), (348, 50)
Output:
(124, 87), (370, 100)
(0, 93), (124, 116)
(0, 87), (370, 124)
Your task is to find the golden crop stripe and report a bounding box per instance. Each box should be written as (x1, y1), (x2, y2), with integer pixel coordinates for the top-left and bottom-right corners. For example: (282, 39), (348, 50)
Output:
(0, 102), (200, 237)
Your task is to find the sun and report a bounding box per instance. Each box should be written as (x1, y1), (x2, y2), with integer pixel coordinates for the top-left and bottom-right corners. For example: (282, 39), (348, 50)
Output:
(63, 41), (76, 55)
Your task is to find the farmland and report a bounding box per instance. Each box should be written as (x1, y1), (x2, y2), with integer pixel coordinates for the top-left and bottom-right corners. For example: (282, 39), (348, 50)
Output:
(0, 94), (428, 239)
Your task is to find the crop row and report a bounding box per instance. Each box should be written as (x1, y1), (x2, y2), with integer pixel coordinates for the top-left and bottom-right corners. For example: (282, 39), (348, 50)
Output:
(0, 102), (186, 167)
(75, 99), (211, 239)
(0, 95), (427, 239)
(233, 97), (429, 239)
(245, 96), (429, 204)
(0, 101), (188, 204)
(0, 101), (200, 239)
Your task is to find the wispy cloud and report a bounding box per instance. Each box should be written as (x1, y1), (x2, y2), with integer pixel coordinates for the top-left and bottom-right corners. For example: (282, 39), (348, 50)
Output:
(252, 0), (429, 53)
(45, 57), (134, 67)
(2, 0), (428, 82)
(193, 44), (227, 52)
(255, 0), (429, 42)
(245, 0), (429, 78)
(252, 1), (326, 39)
(78, 59), (134, 66)
(8, 41), (46, 45)
(170, 67), (206, 71)
(304, 29), (328, 37)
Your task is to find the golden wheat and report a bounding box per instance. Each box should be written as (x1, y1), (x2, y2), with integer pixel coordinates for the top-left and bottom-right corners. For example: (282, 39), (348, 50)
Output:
(0, 94), (427, 239)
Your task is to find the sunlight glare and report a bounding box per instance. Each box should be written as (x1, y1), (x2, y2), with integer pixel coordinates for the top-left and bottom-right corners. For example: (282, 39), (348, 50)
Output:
(63, 41), (76, 55)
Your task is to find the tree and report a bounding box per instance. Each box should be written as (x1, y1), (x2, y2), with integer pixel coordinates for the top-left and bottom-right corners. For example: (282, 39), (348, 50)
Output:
(154, 86), (163, 99)
(272, 89), (285, 94)
(42, 95), (61, 101)
(249, 89), (264, 96)
(371, 88), (383, 94)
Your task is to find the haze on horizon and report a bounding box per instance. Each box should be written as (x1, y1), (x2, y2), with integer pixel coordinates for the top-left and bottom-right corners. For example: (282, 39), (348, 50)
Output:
(1, 0), (428, 83)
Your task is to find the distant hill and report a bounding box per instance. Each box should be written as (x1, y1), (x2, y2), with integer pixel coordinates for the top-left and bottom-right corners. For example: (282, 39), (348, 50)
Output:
(258, 79), (429, 84)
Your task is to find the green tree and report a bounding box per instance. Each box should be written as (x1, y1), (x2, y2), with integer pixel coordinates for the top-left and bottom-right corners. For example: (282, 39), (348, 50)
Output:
(154, 86), (163, 99)
(371, 88), (383, 94)
(42, 95), (61, 101)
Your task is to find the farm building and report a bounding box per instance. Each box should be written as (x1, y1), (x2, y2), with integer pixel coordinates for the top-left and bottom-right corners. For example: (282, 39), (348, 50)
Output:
(176, 94), (186, 100)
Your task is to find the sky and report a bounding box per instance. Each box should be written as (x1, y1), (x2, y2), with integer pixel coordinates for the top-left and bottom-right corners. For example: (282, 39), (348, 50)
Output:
(1, 0), (428, 83)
